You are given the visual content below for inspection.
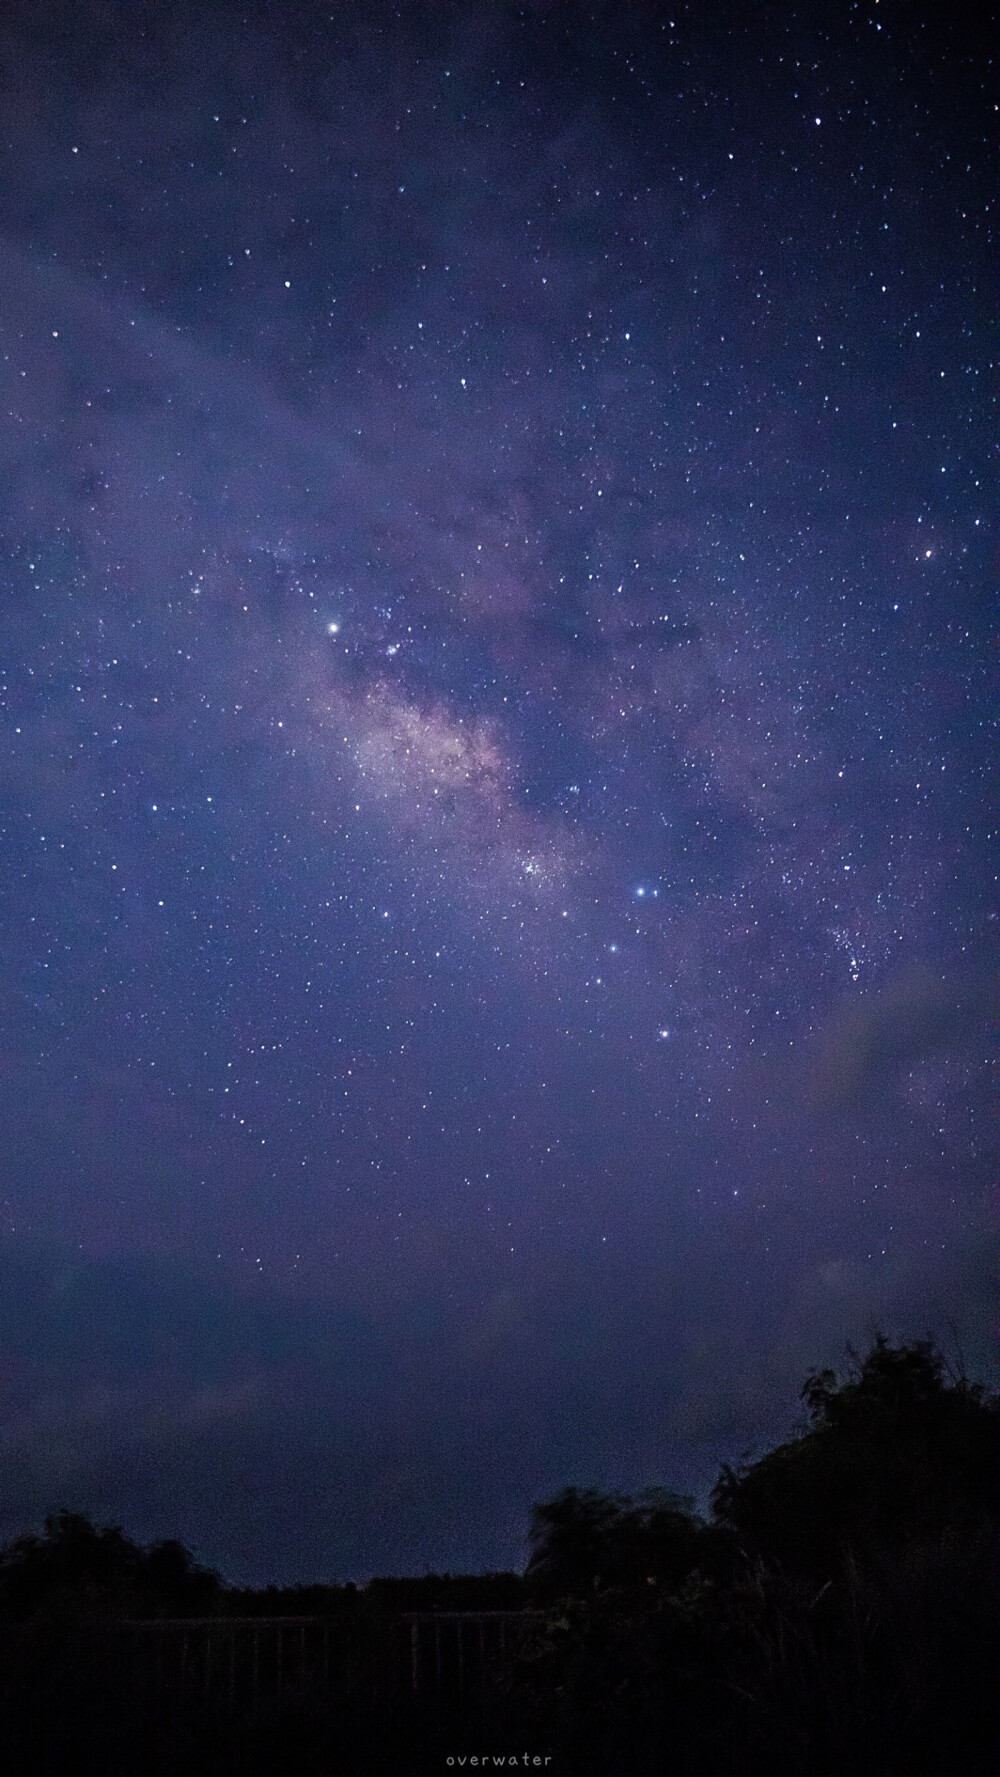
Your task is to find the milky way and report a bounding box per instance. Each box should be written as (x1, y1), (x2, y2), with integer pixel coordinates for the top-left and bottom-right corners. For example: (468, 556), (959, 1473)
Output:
(0, 1), (994, 1582)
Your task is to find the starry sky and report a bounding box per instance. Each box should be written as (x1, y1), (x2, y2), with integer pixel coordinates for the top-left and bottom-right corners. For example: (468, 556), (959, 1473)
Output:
(0, 0), (995, 1584)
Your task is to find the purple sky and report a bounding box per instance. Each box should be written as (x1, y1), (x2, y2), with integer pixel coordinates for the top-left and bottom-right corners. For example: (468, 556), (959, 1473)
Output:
(0, 0), (995, 1583)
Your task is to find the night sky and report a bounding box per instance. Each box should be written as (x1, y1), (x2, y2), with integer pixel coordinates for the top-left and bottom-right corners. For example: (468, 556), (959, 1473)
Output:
(0, 1), (995, 1585)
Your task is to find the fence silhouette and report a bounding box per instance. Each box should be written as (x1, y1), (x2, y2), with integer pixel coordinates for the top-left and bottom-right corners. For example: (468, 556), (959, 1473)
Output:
(0, 1609), (539, 1769)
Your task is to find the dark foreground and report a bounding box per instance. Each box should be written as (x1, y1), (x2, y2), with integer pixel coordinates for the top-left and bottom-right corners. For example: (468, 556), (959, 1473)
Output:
(4, 1341), (1000, 1775)
(0, 1610), (538, 1777)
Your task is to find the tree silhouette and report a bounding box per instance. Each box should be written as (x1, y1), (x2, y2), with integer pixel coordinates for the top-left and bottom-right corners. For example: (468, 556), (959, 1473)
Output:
(0, 1510), (220, 1619)
(526, 1485), (703, 1599)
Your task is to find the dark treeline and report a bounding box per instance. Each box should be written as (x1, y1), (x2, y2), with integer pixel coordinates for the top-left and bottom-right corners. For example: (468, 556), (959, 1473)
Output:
(1, 1337), (999, 1775)
(0, 1511), (528, 1620)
